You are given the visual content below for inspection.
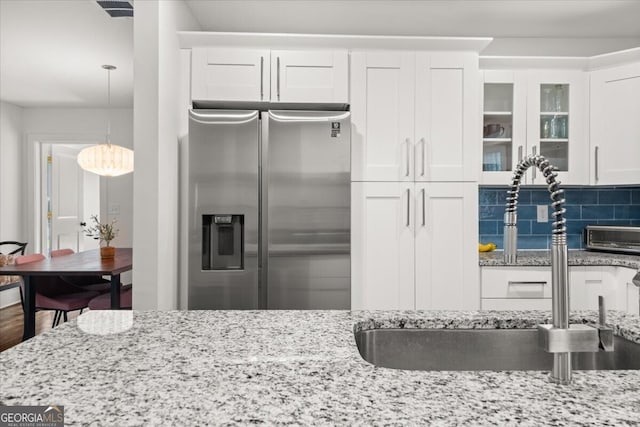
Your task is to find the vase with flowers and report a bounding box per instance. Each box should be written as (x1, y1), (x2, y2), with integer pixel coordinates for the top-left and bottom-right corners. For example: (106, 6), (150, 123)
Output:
(84, 215), (119, 259)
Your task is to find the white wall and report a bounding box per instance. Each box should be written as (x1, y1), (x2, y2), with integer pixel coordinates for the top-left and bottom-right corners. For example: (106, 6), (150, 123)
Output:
(0, 101), (25, 308)
(133, 1), (200, 310)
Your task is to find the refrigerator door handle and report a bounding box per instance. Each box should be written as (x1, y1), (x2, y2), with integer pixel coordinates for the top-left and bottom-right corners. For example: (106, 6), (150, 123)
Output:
(259, 112), (269, 309)
(268, 110), (350, 122)
(189, 109), (259, 124)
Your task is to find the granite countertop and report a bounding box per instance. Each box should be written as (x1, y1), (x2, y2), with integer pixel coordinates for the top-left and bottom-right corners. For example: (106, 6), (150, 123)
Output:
(2, 309), (640, 425)
(480, 249), (640, 270)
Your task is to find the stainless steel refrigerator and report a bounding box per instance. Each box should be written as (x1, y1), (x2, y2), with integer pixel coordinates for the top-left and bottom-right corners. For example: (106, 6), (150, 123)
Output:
(187, 108), (350, 309)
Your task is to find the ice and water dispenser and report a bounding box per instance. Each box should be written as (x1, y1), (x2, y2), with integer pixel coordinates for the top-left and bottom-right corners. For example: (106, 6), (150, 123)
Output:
(202, 214), (244, 270)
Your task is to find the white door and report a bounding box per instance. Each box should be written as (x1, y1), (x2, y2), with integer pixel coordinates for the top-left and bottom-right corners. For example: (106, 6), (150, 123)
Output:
(590, 61), (640, 185)
(415, 182), (479, 310)
(351, 182), (415, 310)
(415, 52), (479, 182)
(45, 144), (100, 253)
(191, 48), (270, 102)
(271, 50), (348, 103)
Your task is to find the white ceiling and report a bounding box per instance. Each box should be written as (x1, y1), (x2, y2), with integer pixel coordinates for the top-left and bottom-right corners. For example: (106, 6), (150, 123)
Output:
(186, 0), (640, 39)
(1, 0), (639, 108)
(0, 0), (133, 108)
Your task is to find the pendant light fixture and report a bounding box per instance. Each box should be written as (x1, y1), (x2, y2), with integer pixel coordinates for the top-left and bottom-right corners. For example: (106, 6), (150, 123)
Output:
(77, 65), (134, 177)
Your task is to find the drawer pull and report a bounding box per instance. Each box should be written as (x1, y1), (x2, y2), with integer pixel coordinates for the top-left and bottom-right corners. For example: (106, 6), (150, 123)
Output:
(508, 281), (547, 286)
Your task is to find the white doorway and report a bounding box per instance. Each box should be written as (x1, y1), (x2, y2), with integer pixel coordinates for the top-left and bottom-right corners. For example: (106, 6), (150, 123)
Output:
(41, 143), (100, 255)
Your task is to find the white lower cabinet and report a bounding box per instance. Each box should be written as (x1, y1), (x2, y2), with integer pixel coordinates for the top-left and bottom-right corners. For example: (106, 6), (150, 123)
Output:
(351, 182), (415, 310)
(482, 265), (639, 314)
(352, 182), (478, 310)
(481, 267), (552, 310)
(619, 267), (640, 315)
(414, 183), (479, 310)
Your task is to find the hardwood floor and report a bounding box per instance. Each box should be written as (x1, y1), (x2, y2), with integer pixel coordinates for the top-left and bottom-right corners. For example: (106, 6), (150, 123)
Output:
(0, 303), (81, 352)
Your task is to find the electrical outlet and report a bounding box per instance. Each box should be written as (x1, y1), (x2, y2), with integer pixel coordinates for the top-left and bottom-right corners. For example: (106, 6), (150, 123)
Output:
(108, 203), (120, 215)
(537, 205), (548, 223)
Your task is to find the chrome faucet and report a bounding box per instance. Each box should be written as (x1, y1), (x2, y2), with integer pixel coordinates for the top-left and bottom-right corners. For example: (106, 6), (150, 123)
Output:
(503, 154), (613, 385)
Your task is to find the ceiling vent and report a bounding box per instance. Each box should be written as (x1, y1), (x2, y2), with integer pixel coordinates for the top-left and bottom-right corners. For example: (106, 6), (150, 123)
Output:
(97, 1), (133, 18)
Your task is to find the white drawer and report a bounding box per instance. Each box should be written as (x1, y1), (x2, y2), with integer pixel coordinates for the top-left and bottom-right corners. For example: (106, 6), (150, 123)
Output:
(482, 298), (551, 311)
(482, 267), (552, 299)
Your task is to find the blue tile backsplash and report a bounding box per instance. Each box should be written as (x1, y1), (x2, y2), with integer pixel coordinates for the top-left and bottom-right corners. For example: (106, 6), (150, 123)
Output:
(479, 186), (640, 250)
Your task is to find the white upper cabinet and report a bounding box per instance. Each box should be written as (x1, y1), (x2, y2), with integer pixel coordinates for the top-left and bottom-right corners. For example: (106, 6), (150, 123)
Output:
(271, 50), (349, 103)
(192, 48), (270, 102)
(351, 52), (415, 181)
(415, 53), (479, 182)
(351, 51), (478, 182)
(192, 48), (348, 103)
(590, 61), (640, 185)
(481, 70), (588, 185)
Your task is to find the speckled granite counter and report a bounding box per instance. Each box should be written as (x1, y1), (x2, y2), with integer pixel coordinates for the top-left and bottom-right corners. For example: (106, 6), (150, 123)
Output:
(2, 310), (640, 425)
(480, 249), (640, 270)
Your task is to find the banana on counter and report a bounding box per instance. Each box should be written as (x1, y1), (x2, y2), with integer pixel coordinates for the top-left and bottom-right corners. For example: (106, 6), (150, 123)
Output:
(478, 242), (497, 252)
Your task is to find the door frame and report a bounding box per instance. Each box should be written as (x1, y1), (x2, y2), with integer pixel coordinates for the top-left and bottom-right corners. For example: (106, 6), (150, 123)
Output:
(26, 132), (107, 254)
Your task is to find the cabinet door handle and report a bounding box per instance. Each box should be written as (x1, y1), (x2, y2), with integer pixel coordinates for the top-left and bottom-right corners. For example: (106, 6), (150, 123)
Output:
(406, 188), (410, 227)
(405, 138), (411, 177)
(594, 145), (600, 183)
(276, 56), (281, 101)
(420, 138), (426, 177)
(260, 56), (264, 100)
(518, 145), (523, 162)
(421, 188), (426, 227)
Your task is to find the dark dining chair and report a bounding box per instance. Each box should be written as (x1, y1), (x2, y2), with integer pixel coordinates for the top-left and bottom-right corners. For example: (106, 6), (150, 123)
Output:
(88, 284), (133, 310)
(51, 248), (111, 294)
(0, 241), (28, 305)
(0, 241), (28, 256)
(15, 253), (100, 327)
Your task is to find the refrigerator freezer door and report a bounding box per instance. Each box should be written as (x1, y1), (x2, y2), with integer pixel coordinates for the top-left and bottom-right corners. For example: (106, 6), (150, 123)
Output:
(263, 110), (351, 309)
(188, 110), (259, 309)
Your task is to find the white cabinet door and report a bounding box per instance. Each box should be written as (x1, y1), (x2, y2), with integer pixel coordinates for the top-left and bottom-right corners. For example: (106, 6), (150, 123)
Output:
(481, 69), (588, 185)
(415, 53), (479, 182)
(271, 50), (348, 103)
(351, 182), (415, 310)
(415, 182), (479, 310)
(351, 51), (415, 181)
(481, 70), (528, 185)
(526, 70), (588, 185)
(590, 61), (640, 185)
(191, 48), (270, 102)
(570, 267), (625, 311)
(618, 267), (640, 315)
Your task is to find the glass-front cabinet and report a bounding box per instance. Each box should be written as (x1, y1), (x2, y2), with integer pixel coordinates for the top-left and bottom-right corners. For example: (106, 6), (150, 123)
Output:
(481, 69), (587, 185)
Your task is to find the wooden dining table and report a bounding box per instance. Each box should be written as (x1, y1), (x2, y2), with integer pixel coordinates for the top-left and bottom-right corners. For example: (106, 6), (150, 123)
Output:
(0, 248), (132, 341)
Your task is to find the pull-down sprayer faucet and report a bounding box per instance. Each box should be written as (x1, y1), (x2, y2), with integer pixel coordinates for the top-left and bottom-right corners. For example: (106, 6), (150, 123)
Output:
(503, 154), (613, 385)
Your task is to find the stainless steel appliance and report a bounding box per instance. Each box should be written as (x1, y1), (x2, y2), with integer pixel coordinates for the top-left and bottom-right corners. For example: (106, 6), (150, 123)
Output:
(187, 108), (351, 309)
(585, 225), (640, 255)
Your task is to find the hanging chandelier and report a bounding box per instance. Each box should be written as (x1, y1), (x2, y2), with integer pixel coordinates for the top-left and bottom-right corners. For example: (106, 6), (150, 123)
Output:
(77, 65), (134, 177)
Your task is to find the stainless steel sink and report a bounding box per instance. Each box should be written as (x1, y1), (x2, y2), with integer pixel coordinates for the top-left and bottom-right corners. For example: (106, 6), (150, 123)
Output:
(354, 329), (640, 371)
